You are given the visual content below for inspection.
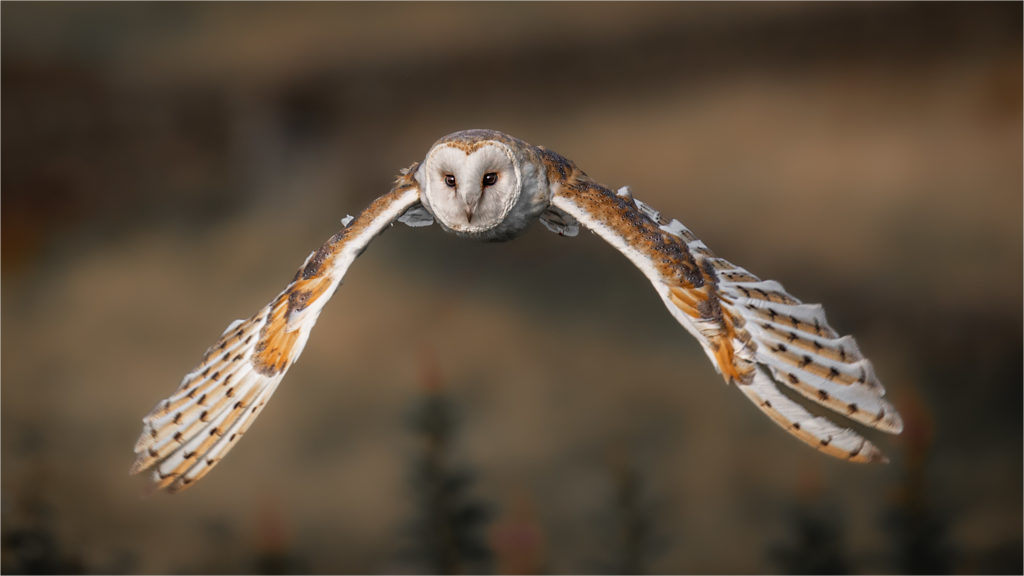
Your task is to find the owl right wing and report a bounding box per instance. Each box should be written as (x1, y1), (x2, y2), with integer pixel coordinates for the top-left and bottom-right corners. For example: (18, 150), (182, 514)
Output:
(130, 165), (426, 493)
(542, 152), (901, 463)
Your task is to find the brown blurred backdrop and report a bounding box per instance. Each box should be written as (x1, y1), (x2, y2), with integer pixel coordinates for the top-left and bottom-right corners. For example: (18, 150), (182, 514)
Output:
(2, 2), (1021, 574)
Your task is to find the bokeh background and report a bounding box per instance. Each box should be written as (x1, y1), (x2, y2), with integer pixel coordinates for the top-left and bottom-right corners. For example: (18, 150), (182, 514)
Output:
(2, 2), (1021, 574)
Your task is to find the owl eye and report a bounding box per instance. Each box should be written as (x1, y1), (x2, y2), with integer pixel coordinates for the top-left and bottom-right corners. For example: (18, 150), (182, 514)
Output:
(482, 172), (498, 187)
(444, 174), (456, 188)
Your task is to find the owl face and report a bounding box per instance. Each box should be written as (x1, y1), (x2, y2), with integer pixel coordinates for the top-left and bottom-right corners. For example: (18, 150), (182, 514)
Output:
(417, 136), (523, 235)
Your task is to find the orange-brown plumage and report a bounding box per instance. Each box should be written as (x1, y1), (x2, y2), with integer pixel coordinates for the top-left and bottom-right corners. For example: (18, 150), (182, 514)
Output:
(131, 177), (422, 492)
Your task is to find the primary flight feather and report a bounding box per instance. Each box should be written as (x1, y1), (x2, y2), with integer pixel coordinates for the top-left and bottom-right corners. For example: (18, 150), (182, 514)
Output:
(132, 129), (902, 492)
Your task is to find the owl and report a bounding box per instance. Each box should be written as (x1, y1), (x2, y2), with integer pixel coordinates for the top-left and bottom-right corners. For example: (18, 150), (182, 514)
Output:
(131, 129), (902, 492)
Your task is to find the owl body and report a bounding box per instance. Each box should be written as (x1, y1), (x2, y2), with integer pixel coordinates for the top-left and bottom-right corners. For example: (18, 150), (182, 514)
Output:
(132, 129), (902, 493)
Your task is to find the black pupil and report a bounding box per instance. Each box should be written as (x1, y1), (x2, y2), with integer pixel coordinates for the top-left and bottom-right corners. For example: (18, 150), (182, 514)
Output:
(483, 172), (497, 186)
(444, 174), (456, 187)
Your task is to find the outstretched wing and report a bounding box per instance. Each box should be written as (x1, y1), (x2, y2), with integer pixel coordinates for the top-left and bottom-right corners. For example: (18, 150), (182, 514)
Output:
(541, 150), (901, 462)
(130, 166), (425, 492)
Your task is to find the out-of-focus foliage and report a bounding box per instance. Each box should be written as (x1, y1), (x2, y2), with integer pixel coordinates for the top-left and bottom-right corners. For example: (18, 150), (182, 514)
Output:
(397, 350), (493, 574)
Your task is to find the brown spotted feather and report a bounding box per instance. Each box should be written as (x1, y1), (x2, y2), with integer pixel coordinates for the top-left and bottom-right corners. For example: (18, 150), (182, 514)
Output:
(546, 152), (900, 462)
(131, 171), (423, 492)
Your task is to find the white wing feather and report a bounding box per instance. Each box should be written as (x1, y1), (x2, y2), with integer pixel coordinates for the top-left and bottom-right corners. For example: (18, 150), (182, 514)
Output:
(550, 177), (900, 462)
(131, 177), (423, 492)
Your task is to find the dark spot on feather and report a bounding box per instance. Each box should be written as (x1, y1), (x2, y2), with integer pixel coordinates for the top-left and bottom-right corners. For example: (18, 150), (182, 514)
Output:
(173, 431), (183, 443)
(288, 288), (313, 313)
(200, 410), (208, 422)
(303, 231), (345, 280)
(857, 368), (867, 384)
(183, 450), (194, 459)
(219, 341), (227, 350)
(776, 343), (788, 353)
(789, 315), (800, 328)
(224, 374), (233, 384)
(210, 427), (220, 436)
(221, 352), (230, 362)
(848, 444), (862, 458)
(768, 308), (778, 320)
(847, 403), (859, 414)
(697, 297), (721, 322)
(787, 331), (798, 343)
(183, 478), (193, 485)
(754, 288), (767, 298)
(201, 367), (210, 378)
(818, 390), (829, 401)
(800, 355), (812, 368)
(873, 409), (885, 422)
(787, 373), (799, 384)
(700, 259), (717, 284)
(207, 458), (216, 466)
(211, 371), (220, 381)
(839, 347), (847, 361)
(739, 286), (751, 297)
(198, 393), (207, 405)
(149, 428), (157, 438)
(233, 402), (242, 409)
(149, 447), (158, 457)
(813, 318), (823, 335)
(538, 146), (572, 181)
(762, 400), (772, 409)
(828, 367), (840, 381)
(226, 387), (235, 398)
(244, 335), (253, 344)
(813, 340), (823, 350)
(233, 353), (243, 362)
(173, 412), (183, 425)
(230, 433), (237, 442)
(820, 436), (832, 447)
(792, 422), (801, 430)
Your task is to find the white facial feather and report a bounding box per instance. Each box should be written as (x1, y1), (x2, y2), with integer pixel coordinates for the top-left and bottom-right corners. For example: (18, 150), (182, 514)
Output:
(418, 143), (521, 235)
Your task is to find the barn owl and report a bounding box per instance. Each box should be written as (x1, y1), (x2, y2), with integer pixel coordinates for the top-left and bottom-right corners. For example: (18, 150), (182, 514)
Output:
(131, 129), (902, 493)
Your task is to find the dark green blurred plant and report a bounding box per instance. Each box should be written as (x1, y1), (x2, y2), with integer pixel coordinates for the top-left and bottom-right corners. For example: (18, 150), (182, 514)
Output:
(769, 485), (850, 575)
(580, 449), (665, 575)
(2, 523), (85, 575)
(607, 457), (662, 575)
(2, 475), (87, 575)
(882, 394), (953, 574)
(398, 349), (492, 574)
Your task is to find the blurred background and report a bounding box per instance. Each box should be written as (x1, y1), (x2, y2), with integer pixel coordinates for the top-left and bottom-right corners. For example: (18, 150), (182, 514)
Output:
(2, 3), (1021, 574)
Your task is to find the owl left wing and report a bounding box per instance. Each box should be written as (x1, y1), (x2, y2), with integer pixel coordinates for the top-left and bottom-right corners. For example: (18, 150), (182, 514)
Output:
(543, 153), (901, 463)
(130, 166), (425, 492)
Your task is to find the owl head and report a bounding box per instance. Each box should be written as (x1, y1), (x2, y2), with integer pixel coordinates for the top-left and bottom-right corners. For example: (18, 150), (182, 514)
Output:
(416, 129), (547, 239)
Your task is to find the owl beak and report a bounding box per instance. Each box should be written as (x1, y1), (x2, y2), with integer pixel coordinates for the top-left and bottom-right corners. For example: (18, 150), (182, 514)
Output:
(460, 189), (481, 223)
(463, 198), (481, 223)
